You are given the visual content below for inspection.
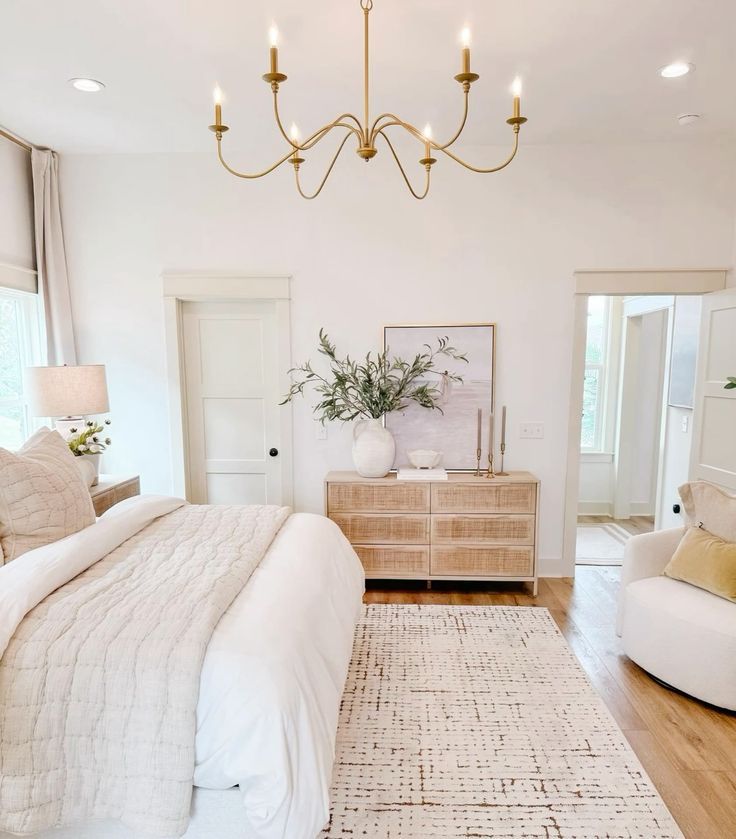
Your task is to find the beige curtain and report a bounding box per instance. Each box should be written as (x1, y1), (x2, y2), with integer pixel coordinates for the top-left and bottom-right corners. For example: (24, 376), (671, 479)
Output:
(31, 148), (77, 365)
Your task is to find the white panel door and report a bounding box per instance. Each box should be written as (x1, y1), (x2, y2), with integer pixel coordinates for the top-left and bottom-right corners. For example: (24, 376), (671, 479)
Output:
(182, 300), (290, 505)
(689, 290), (736, 490)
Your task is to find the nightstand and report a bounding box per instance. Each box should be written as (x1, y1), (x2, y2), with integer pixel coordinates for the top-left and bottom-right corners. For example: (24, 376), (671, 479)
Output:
(90, 474), (141, 516)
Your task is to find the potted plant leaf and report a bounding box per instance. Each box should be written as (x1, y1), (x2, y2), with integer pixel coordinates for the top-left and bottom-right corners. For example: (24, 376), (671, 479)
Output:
(281, 330), (467, 477)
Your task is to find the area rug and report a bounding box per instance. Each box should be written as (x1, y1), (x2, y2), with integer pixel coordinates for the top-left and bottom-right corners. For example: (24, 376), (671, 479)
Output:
(576, 522), (630, 565)
(321, 605), (682, 839)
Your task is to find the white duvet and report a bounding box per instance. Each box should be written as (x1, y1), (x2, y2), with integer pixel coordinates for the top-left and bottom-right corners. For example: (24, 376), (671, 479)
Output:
(0, 496), (365, 839)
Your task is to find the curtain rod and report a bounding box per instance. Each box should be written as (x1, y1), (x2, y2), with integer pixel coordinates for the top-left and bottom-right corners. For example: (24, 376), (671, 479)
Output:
(0, 128), (33, 152)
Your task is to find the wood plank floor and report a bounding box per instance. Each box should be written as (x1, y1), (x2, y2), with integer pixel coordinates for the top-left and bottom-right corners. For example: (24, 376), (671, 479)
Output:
(364, 568), (736, 839)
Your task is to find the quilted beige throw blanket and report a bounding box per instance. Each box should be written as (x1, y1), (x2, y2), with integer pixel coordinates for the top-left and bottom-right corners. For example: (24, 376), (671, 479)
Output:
(0, 502), (290, 837)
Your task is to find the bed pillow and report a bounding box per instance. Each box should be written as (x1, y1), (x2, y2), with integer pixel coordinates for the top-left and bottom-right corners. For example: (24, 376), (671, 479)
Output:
(0, 427), (96, 562)
(663, 525), (736, 603)
(678, 481), (736, 543)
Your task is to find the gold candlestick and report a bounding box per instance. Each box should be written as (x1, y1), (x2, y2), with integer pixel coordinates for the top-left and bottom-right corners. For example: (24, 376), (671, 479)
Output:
(485, 451), (495, 479)
(497, 442), (509, 476)
(475, 447), (482, 477)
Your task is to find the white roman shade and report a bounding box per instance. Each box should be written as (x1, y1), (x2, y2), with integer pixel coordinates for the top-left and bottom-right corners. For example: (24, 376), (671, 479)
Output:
(0, 133), (36, 293)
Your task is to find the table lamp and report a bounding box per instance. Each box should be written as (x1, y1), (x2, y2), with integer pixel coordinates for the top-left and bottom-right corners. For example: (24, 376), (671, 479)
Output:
(24, 364), (109, 439)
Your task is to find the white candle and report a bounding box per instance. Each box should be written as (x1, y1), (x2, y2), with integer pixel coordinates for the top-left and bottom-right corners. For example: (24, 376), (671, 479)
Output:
(501, 405), (507, 447)
(488, 412), (494, 456)
(476, 408), (482, 451)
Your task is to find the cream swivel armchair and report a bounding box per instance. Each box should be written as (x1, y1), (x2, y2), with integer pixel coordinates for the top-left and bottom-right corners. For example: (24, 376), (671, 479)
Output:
(616, 482), (736, 712)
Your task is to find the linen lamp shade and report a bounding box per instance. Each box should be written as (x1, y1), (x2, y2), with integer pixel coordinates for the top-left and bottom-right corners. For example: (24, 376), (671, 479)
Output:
(25, 365), (109, 417)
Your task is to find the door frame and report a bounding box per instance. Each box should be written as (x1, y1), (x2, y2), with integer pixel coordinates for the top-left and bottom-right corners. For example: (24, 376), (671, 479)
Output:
(562, 269), (728, 577)
(162, 273), (293, 504)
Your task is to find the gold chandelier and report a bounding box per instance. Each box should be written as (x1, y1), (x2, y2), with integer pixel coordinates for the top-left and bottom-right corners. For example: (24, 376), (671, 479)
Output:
(208, 0), (527, 200)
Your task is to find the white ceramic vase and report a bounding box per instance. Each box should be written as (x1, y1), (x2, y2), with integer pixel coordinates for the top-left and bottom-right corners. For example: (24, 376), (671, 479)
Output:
(352, 417), (395, 478)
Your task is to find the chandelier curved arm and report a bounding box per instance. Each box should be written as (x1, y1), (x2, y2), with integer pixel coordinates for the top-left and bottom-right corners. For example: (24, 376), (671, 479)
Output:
(272, 91), (363, 150)
(294, 132), (354, 199)
(369, 90), (469, 151)
(376, 130), (431, 200)
(216, 138), (296, 179)
(436, 130), (520, 173)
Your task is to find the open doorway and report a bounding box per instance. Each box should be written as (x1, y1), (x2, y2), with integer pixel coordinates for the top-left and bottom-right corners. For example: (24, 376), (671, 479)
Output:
(575, 294), (702, 566)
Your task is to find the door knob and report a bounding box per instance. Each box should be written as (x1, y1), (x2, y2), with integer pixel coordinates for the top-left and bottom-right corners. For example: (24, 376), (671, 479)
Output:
(269, 448), (279, 457)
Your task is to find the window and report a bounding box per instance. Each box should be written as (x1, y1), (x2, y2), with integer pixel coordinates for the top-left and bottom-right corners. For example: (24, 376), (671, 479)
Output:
(0, 288), (43, 450)
(581, 296), (610, 452)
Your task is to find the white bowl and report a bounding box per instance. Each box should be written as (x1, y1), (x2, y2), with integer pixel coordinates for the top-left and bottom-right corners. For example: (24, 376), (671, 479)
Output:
(407, 449), (442, 469)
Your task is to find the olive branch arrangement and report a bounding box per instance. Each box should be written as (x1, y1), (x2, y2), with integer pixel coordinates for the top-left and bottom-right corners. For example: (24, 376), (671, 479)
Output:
(280, 329), (468, 422)
(67, 419), (112, 456)
(725, 376), (736, 391)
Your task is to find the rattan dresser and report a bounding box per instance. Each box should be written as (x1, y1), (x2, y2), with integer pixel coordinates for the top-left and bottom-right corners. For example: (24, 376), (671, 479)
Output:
(325, 470), (540, 594)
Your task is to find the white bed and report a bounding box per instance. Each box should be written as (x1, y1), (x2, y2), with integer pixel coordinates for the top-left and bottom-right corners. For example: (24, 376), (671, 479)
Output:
(0, 501), (365, 839)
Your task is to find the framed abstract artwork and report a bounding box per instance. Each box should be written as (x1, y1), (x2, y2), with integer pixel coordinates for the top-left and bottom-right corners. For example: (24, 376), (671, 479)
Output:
(383, 323), (495, 471)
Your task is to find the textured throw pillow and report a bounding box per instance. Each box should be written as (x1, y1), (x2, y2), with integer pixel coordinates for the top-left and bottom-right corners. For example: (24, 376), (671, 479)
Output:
(663, 525), (736, 603)
(678, 481), (736, 543)
(0, 427), (96, 562)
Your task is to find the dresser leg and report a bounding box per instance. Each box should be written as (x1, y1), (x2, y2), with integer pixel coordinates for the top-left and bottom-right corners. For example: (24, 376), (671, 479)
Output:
(532, 578), (539, 597)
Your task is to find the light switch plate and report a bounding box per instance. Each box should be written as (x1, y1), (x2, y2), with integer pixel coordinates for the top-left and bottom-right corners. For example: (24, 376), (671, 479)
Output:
(681, 415), (689, 433)
(520, 422), (544, 439)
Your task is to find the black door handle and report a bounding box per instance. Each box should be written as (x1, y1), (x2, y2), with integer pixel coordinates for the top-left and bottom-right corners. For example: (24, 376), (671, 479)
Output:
(269, 448), (279, 457)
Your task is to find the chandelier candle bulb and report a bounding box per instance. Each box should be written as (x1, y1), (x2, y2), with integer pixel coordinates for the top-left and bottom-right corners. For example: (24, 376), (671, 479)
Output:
(269, 25), (279, 74)
(512, 77), (522, 119)
(461, 27), (471, 74)
(213, 86), (223, 126)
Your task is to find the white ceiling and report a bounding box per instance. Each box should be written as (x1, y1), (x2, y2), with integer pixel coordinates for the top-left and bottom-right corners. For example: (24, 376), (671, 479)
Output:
(1, 0), (735, 154)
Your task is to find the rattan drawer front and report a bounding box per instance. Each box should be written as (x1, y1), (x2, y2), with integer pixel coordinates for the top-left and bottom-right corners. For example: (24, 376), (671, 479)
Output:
(431, 515), (535, 545)
(328, 482), (430, 513)
(431, 546), (533, 577)
(355, 545), (430, 577)
(431, 482), (536, 514)
(330, 513), (430, 545)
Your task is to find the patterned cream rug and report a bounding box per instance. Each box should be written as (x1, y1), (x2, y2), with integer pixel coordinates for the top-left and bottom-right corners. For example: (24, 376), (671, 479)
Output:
(321, 605), (682, 839)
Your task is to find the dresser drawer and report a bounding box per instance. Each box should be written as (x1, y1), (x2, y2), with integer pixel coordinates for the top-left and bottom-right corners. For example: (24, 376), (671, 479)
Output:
(328, 482), (430, 513)
(330, 513), (430, 544)
(431, 514), (535, 545)
(431, 546), (534, 577)
(431, 482), (536, 514)
(354, 545), (430, 577)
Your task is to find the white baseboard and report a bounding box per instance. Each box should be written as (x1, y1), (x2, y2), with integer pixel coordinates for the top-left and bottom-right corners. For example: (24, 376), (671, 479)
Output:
(629, 502), (654, 516)
(577, 501), (613, 516)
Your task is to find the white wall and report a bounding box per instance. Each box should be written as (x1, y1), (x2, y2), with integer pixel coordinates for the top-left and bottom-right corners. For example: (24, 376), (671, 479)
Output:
(59, 140), (736, 576)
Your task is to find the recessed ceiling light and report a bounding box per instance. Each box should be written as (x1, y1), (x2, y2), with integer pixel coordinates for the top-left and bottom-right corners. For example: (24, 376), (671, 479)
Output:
(677, 113), (701, 126)
(69, 78), (106, 93)
(659, 62), (694, 78)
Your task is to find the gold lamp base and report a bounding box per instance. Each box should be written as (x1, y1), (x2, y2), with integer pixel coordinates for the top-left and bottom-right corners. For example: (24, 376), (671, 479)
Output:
(208, 124), (230, 134)
(506, 116), (528, 127)
(289, 156), (305, 167)
(419, 157), (437, 167)
(262, 72), (288, 84)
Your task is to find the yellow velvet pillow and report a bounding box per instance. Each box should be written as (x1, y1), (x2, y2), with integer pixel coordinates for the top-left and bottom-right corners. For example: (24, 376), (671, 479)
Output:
(663, 526), (736, 603)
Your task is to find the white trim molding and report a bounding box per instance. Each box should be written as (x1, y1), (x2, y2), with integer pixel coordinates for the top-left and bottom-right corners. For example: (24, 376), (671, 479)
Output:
(162, 273), (293, 502)
(562, 268), (729, 578)
(574, 269), (727, 296)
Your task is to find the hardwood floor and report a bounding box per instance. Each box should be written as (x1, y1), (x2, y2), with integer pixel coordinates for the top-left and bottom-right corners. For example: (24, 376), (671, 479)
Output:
(364, 568), (736, 839)
(578, 514), (655, 536)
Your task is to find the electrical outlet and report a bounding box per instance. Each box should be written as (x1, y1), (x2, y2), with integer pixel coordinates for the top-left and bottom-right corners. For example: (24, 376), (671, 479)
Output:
(520, 422), (544, 439)
(681, 415), (689, 433)
(315, 423), (328, 440)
